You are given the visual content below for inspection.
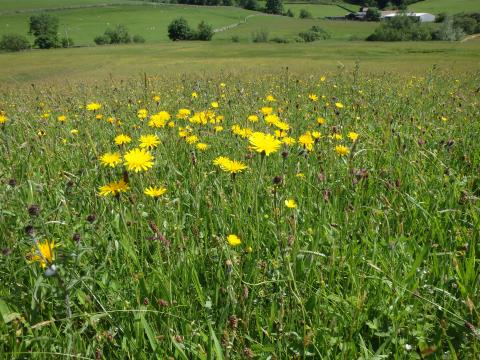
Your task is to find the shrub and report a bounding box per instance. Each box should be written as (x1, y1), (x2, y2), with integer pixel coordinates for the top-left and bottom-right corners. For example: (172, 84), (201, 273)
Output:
(435, 12), (447, 23)
(60, 37), (74, 48)
(299, 9), (312, 19)
(195, 21), (214, 41)
(133, 34), (146, 43)
(241, 0), (259, 11)
(367, 15), (434, 41)
(432, 19), (465, 41)
(168, 18), (193, 41)
(265, 0), (283, 15)
(298, 26), (330, 42)
(285, 9), (294, 17)
(94, 35), (110, 45)
(105, 25), (131, 44)
(0, 34), (30, 52)
(29, 14), (59, 49)
(366, 7), (381, 21)
(453, 13), (480, 35)
(251, 29), (269, 43)
(231, 35), (240, 43)
(270, 36), (289, 43)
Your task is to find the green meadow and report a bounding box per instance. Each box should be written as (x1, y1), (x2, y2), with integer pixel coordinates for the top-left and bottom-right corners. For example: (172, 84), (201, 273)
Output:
(409, 0), (480, 15)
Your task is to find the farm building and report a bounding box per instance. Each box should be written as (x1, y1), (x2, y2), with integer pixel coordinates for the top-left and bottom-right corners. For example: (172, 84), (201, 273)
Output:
(382, 12), (436, 22)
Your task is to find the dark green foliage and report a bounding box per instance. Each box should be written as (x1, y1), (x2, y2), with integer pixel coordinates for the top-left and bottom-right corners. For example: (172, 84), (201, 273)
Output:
(367, 15), (432, 41)
(240, 0), (259, 11)
(299, 9), (313, 19)
(231, 35), (240, 42)
(60, 37), (74, 48)
(29, 14), (60, 49)
(285, 8), (294, 17)
(0, 34), (30, 52)
(453, 13), (480, 35)
(133, 35), (146, 43)
(94, 35), (110, 45)
(195, 21), (214, 41)
(270, 36), (289, 43)
(168, 18), (193, 41)
(265, 0), (283, 15)
(349, 0), (420, 10)
(366, 7), (381, 21)
(298, 25), (331, 42)
(105, 25), (131, 44)
(431, 19), (465, 41)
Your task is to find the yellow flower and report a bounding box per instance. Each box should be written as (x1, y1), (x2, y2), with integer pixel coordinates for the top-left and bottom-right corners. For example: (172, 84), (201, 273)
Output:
(347, 132), (359, 142)
(298, 133), (314, 151)
(28, 239), (57, 269)
(185, 135), (199, 144)
(191, 91), (198, 99)
(124, 148), (154, 172)
(196, 143), (209, 151)
(95, 114), (103, 120)
(335, 145), (350, 156)
(248, 132), (281, 156)
(247, 115), (259, 122)
(213, 156), (230, 167)
(222, 159), (248, 174)
(57, 115), (66, 122)
(227, 234), (241, 246)
(296, 172), (305, 178)
(211, 101), (219, 108)
(70, 129), (79, 135)
(100, 152), (122, 168)
(309, 94), (318, 102)
(144, 186), (167, 198)
(99, 179), (130, 196)
(137, 109), (148, 119)
(86, 102), (101, 111)
(282, 136), (296, 146)
(176, 108), (191, 119)
(317, 117), (326, 125)
(320, 76), (326, 82)
(261, 107), (273, 116)
(335, 102), (344, 109)
(148, 111), (170, 128)
(265, 95), (276, 102)
(168, 121), (175, 128)
(330, 133), (343, 141)
(441, 116), (448, 122)
(153, 95), (161, 103)
(114, 134), (132, 145)
(139, 134), (160, 149)
(0, 114), (7, 124)
(285, 199), (297, 209)
(214, 126), (224, 132)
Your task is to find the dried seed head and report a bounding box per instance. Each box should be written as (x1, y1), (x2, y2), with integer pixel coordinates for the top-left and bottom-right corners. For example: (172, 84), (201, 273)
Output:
(72, 233), (81, 243)
(8, 179), (17, 187)
(87, 214), (96, 223)
(25, 225), (35, 236)
(273, 175), (283, 186)
(28, 204), (40, 216)
(228, 315), (238, 330)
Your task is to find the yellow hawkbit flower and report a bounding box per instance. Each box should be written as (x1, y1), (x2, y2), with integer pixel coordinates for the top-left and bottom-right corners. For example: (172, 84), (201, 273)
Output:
(308, 94), (318, 102)
(139, 134), (160, 149)
(144, 186), (167, 198)
(28, 239), (57, 269)
(335, 102), (344, 109)
(124, 148), (154, 172)
(211, 101), (219, 108)
(247, 115), (259, 122)
(227, 234), (241, 246)
(196, 143), (209, 151)
(86, 102), (101, 111)
(335, 145), (350, 156)
(114, 134), (132, 145)
(265, 95), (276, 102)
(137, 109), (148, 120)
(57, 115), (66, 122)
(100, 152), (122, 168)
(191, 91), (198, 99)
(99, 179), (129, 197)
(317, 117), (326, 125)
(284, 199), (297, 209)
(261, 107), (273, 116)
(347, 132), (359, 142)
(248, 132), (281, 156)
(153, 95), (161, 103)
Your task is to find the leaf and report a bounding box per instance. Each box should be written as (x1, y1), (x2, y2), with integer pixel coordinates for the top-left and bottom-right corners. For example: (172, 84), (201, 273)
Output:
(0, 299), (21, 324)
(141, 315), (157, 352)
(209, 323), (224, 360)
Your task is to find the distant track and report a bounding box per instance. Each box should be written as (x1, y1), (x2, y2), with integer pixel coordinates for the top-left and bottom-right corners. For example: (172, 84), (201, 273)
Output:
(460, 34), (480, 42)
(213, 14), (275, 33)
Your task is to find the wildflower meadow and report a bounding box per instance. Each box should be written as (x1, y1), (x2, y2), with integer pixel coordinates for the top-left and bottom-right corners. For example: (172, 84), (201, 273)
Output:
(1, 69), (479, 358)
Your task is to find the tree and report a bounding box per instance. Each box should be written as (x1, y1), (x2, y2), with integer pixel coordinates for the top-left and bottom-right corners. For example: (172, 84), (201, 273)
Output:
(196, 21), (214, 41)
(366, 7), (381, 21)
(265, 0), (283, 15)
(29, 14), (60, 49)
(0, 34), (30, 52)
(105, 25), (131, 44)
(168, 18), (193, 41)
(299, 9), (313, 19)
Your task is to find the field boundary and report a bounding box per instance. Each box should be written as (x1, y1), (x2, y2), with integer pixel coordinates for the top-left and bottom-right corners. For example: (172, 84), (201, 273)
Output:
(213, 13), (278, 33)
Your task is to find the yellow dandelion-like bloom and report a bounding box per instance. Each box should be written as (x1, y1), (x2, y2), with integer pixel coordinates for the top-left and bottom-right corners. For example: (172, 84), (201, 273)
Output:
(176, 108), (191, 119)
(317, 117), (326, 125)
(124, 148), (154, 172)
(335, 145), (350, 156)
(298, 133), (314, 151)
(144, 186), (167, 198)
(70, 129), (79, 135)
(191, 91), (198, 99)
(248, 115), (259, 122)
(264, 114), (280, 126)
(100, 152), (122, 168)
(347, 132), (359, 142)
(41, 113), (50, 119)
(320, 76), (326, 82)
(275, 130), (287, 138)
(196, 143), (209, 151)
(0, 114), (8, 124)
(99, 179), (130, 197)
(211, 101), (219, 108)
(137, 109), (148, 119)
(185, 135), (199, 144)
(312, 131), (321, 140)
(273, 120), (290, 131)
(335, 102), (344, 109)
(309, 94), (318, 102)
(114, 134), (132, 145)
(265, 95), (276, 102)
(227, 234), (241, 246)
(148, 111), (170, 128)
(221, 159), (248, 174)
(28, 239), (57, 269)
(261, 107), (273, 116)
(282, 136), (296, 146)
(214, 125), (224, 132)
(248, 132), (281, 156)
(57, 115), (66, 122)
(441, 116), (448, 122)
(153, 95), (161, 103)
(330, 133), (343, 141)
(213, 156), (230, 167)
(86, 102), (101, 111)
(285, 199), (297, 209)
(95, 114), (103, 120)
(139, 134), (160, 149)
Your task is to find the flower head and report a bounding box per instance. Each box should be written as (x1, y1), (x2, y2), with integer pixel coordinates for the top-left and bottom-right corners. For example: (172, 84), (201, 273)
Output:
(115, 134), (132, 145)
(139, 134), (160, 149)
(86, 102), (101, 111)
(347, 132), (359, 142)
(285, 199), (297, 209)
(335, 102), (344, 109)
(144, 186), (167, 198)
(309, 94), (318, 102)
(124, 148), (154, 172)
(248, 132), (281, 156)
(99, 179), (130, 196)
(137, 109), (148, 120)
(335, 145), (350, 156)
(28, 239), (57, 268)
(227, 234), (241, 246)
(100, 152), (122, 168)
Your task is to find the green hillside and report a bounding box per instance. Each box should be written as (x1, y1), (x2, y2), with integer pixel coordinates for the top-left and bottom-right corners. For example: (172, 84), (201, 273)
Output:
(409, 0), (480, 14)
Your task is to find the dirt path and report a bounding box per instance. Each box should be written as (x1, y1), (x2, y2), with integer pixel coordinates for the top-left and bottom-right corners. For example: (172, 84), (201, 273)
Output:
(460, 34), (480, 43)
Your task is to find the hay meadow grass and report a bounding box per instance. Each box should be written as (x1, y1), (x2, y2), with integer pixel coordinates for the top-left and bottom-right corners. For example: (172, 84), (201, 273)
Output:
(1, 65), (480, 358)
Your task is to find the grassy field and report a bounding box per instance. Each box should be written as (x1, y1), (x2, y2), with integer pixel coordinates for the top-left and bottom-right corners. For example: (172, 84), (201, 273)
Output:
(1, 61), (480, 359)
(409, 0), (480, 15)
(0, 41), (479, 83)
(0, 0), (139, 12)
(282, 4), (350, 18)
